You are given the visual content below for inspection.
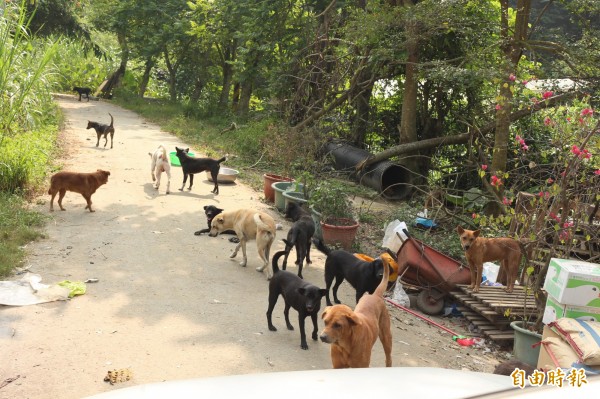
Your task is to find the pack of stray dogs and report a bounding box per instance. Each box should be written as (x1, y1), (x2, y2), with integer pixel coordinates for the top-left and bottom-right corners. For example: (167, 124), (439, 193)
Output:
(49, 98), (527, 371)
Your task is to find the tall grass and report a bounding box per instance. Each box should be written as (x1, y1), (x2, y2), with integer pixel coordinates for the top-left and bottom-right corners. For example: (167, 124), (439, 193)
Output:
(0, 192), (48, 277)
(0, 1), (60, 193)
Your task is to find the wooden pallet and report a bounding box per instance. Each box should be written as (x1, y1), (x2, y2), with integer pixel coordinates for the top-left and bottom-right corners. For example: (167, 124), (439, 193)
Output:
(449, 284), (537, 344)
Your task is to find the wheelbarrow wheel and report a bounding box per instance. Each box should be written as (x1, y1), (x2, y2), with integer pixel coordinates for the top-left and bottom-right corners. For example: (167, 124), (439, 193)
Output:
(416, 289), (445, 315)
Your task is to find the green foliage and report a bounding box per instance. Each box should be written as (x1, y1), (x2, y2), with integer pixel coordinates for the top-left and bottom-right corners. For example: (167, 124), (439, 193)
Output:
(308, 180), (355, 223)
(52, 37), (117, 92)
(0, 1), (59, 137)
(0, 193), (48, 277)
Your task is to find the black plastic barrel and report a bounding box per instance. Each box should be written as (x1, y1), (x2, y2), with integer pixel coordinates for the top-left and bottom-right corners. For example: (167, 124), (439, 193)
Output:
(325, 142), (412, 200)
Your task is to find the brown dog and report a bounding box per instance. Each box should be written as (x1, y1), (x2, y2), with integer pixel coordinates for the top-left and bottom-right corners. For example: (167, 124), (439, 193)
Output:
(48, 170), (110, 212)
(456, 226), (522, 293)
(208, 209), (276, 279)
(319, 255), (392, 368)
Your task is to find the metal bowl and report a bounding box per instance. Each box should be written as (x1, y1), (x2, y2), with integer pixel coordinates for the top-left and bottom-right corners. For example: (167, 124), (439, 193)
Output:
(206, 167), (239, 183)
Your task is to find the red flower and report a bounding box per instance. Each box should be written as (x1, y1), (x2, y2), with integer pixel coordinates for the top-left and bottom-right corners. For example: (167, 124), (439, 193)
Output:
(502, 197), (511, 205)
(509, 74), (516, 82)
(595, 170), (600, 176)
(542, 91), (553, 100)
(522, 80), (529, 85)
(481, 164), (488, 171)
(544, 117), (552, 126)
(472, 213), (477, 219)
(547, 178), (554, 184)
(581, 108), (594, 117)
(495, 104), (502, 110)
(572, 145), (581, 156)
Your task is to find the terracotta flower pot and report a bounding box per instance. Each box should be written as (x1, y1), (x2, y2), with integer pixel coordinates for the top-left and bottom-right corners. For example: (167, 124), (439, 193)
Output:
(320, 217), (359, 251)
(263, 173), (293, 203)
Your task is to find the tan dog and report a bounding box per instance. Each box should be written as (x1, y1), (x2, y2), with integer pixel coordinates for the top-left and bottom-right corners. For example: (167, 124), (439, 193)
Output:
(319, 256), (392, 368)
(149, 145), (171, 194)
(456, 226), (522, 293)
(209, 209), (276, 279)
(48, 169), (110, 212)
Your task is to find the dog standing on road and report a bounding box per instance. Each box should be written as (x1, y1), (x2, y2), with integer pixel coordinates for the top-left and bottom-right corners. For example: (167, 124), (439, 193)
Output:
(73, 86), (91, 102)
(319, 253), (392, 368)
(267, 250), (327, 350)
(48, 169), (110, 212)
(282, 202), (315, 279)
(174, 147), (226, 194)
(209, 208), (276, 279)
(87, 113), (115, 149)
(456, 226), (522, 293)
(313, 238), (387, 306)
(149, 145), (171, 194)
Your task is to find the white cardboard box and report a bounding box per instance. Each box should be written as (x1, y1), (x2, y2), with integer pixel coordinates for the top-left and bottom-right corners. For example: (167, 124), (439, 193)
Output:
(543, 258), (600, 307)
(543, 294), (600, 324)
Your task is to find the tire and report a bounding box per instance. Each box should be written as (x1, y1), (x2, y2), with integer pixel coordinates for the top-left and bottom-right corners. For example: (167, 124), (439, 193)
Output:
(416, 289), (445, 315)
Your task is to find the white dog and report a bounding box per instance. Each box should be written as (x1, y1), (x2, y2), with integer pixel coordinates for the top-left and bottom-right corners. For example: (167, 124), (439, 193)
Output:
(149, 145), (171, 194)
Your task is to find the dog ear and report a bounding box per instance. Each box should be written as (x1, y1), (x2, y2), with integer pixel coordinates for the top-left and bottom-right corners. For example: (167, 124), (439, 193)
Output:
(457, 226), (464, 234)
(473, 230), (481, 237)
(319, 289), (327, 296)
(185, 148), (190, 153)
(346, 313), (361, 326)
(321, 307), (330, 319)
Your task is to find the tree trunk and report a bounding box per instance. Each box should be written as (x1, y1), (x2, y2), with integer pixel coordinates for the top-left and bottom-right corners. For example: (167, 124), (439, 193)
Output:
(138, 57), (154, 98)
(164, 49), (177, 102)
(237, 81), (253, 116)
(398, 2), (420, 187)
(102, 31), (129, 98)
(218, 41), (236, 109)
(350, 67), (374, 145)
(489, 0), (532, 214)
(231, 82), (240, 113)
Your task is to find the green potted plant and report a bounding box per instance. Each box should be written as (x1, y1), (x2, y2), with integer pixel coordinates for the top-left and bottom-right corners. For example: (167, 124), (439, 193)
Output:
(308, 180), (359, 250)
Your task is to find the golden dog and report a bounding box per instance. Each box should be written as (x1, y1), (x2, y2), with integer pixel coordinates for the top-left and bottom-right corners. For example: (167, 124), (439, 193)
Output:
(456, 226), (522, 293)
(48, 169), (110, 212)
(319, 256), (392, 368)
(209, 209), (276, 279)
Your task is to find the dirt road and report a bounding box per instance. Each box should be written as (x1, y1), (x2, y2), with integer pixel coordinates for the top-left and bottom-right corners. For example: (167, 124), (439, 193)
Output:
(1, 96), (506, 398)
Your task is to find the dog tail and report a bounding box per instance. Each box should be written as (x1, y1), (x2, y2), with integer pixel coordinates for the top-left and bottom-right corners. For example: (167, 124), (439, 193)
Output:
(312, 237), (331, 256)
(271, 250), (287, 274)
(217, 156), (227, 164)
(108, 113), (114, 127)
(374, 253), (391, 298)
(160, 145), (168, 161)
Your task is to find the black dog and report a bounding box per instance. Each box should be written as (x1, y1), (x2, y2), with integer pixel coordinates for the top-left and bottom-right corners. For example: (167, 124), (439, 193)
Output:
(282, 202), (315, 279)
(86, 113), (115, 149)
(194, 205), (239, 243)
(267, 250), (327, 350)
(73, 86), (91, 102)
(313, 237), (387, 306)
(174, 147), (226, 194)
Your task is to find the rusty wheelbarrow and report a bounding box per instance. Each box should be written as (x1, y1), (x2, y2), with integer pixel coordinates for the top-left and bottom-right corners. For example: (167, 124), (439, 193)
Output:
(396, 229), (471, 315)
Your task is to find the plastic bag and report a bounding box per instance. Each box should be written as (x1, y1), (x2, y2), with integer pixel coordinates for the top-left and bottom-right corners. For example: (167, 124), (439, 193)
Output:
(382, 220), (408, 253)
(392, 282), (410, 307)
(57, 280), (87, 298)
(482, 262), (500, 283)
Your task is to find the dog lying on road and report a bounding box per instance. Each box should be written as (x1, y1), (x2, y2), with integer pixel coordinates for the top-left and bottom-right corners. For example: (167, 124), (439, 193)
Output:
(73, 86), (91, 102)
(456, 226), (522, 293)
(319, 253), (392, 368)
(209, 208), (276, 279)
(313, 238), (388, 306)
(149, 145), (171, 194)
(267, 250), (327, 350)
(87, 113), (115, 149)
(48, 169), (110, 212)
(194, 205), (239, 243)
(282, 202), (315, 279)
(174, 147), (226, 194)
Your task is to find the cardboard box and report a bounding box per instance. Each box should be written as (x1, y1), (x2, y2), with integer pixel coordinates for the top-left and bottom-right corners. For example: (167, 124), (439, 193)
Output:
(543, 258), (600, 307)
(543, 294), (600, 324)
